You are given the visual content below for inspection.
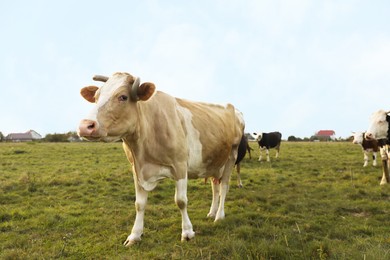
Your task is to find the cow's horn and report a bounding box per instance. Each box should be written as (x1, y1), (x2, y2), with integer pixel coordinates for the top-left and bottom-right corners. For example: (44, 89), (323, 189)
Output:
(130, 77), (140, 101)
(92, 75), (109, 82)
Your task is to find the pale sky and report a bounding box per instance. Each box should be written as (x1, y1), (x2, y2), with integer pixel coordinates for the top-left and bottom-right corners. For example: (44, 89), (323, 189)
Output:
(1, 0), (389, 139)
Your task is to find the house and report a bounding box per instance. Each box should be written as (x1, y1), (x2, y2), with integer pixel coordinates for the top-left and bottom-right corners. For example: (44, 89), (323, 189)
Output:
(6, 130), (42, 142)
(312, 130), (336, 141)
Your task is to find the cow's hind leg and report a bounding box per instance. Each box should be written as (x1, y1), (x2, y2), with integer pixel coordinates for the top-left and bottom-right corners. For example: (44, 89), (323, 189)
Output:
(372, 152), (377, 166)
(236, 163), (243, 188)
(215, 157), (235, 221)
(380, 159), (389, 185)
(207, 179), (220, 218)
(275, 145), (280, 159)
(266, 148), (270, 162)
(379, 147), (390, 185)
(363, 150), (369, 167)
(175, 178), (195, 241)
(124, 181), (148, 246)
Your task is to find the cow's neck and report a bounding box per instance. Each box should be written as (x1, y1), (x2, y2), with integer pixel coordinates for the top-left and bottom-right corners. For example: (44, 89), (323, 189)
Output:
(379, 114), (390, 147)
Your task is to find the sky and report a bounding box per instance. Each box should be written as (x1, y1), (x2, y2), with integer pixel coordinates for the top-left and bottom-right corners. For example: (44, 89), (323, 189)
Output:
(1, 0), (390, 139)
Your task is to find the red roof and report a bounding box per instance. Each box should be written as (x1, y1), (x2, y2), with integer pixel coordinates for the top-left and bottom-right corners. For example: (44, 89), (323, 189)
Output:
(316, 130), (336, 136)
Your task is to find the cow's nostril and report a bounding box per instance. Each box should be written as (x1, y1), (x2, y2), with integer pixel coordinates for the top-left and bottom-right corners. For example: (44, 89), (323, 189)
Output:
(87, 122), (95, 130)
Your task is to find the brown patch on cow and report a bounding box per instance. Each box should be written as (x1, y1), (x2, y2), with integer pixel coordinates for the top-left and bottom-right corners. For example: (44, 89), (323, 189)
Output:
(80, 86), (99, 103)
(176, 99), (241, 175)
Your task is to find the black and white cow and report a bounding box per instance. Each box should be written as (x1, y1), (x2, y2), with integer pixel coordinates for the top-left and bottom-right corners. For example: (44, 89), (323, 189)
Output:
(365, 109), (390, 185)
(351, 131), (379, 167)
(252, 132), (282, 162)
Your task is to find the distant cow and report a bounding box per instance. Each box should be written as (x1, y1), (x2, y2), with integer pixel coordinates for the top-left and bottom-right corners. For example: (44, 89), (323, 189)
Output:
(78, 72), (245, 245)
(252, 132), (282, 162)
(365, 109), (390, 185)
(351, 131), (378, 167)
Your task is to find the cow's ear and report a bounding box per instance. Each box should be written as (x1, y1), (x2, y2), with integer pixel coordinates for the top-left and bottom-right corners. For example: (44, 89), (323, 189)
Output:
(80, 86), (99, 103)
(138, 82), (155, 101)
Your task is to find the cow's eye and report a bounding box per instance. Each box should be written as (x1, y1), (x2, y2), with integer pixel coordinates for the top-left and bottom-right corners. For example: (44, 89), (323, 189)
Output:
(118, 95), (128, 102)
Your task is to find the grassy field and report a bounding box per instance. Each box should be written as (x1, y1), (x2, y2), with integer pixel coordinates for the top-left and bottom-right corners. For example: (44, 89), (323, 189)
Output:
(1, 141), (389, 259)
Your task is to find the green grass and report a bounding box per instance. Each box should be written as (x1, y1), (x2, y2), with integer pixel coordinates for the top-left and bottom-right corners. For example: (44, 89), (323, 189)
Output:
(1, 141), (389, 259)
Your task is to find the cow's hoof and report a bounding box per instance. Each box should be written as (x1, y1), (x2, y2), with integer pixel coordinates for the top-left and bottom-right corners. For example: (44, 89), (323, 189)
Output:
(207, 212), (216, 218)
(214, 213), (225, 221)
(181, 230), (195, 241)
(123, 234), (141, 247)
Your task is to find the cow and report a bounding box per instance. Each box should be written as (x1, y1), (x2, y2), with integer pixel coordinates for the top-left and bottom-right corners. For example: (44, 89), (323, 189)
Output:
(365, 109), (390, 185)
(78, 72), (245, 245)
(351, 131), (378, 167)
(252, 132), (282, 162)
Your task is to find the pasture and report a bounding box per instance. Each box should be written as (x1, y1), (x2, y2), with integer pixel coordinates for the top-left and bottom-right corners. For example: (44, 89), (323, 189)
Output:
(1, 141), (389, 259)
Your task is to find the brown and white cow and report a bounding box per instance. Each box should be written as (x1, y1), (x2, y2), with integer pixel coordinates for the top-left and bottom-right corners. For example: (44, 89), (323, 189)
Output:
(78, 72), (245, 245)
(365, 109), (390, 185)
(351, 131), (378, 167)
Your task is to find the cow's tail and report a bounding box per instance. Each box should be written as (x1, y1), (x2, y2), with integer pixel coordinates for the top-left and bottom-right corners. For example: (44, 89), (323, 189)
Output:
(235, 134), (247, 165)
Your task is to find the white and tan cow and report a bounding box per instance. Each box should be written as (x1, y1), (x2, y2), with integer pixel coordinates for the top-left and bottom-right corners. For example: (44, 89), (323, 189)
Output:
(365, 109), (390, 185)
(78, 72), (245, 245)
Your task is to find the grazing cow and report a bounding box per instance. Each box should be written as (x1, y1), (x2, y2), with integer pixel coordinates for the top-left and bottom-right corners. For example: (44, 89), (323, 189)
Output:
(365, 109), (390, 185)
(252, 132), (282, 162)
(351, 131), (378, 167)
(78, 72), (245, 245)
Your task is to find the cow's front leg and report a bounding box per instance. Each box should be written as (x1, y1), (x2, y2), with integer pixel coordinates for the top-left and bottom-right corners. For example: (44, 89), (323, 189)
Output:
(258, 148), (263, 161)
(124, 181), (148, 246)
(175, 178), (195, 241)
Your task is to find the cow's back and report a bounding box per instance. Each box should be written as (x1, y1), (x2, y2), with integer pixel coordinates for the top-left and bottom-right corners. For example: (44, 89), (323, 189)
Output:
(259, 132), (281, 148)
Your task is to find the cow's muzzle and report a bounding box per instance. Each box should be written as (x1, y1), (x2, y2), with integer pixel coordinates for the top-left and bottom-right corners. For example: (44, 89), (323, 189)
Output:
(78, 119), (103, 139)
(365, 132), (375, 141)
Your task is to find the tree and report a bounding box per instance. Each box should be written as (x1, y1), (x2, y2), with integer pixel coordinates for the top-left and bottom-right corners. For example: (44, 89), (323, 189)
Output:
(0, 131), (4, 142)
(44, 131), (80, 142)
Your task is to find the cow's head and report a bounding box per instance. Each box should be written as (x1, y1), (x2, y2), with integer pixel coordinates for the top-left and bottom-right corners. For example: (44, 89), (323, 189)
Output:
(78, 72), (155, 142)
(365, 109), (390, 141)
(351, 131), (364, 144)
(251, 132), (263, 141)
